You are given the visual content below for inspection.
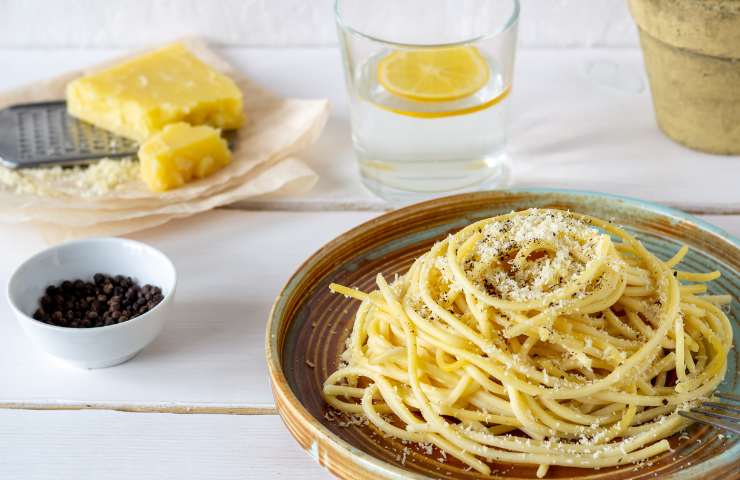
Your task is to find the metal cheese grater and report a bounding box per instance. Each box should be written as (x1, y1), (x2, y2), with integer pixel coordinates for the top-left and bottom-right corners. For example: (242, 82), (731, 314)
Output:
(0, 101), (138, 169)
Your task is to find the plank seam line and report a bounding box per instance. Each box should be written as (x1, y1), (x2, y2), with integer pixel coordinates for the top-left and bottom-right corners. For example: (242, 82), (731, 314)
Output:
(0, 402), (279, 415)
(221, 203), (740, 215)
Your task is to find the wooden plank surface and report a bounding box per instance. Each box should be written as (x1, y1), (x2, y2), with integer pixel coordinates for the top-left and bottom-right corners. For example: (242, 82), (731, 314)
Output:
(0, 210), (376, 409)
(0, 215), (737, 480)
(1, 44), (738, 480)
(698, 215), (740, 240)
(0, 409), (331, 480)
(1, 47), (739, 213)
(0, 210), (737, 411)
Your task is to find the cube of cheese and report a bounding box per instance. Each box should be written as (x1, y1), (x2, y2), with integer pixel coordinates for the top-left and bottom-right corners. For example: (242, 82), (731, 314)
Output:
(138, 122), (231, 192)
(66, 43), (245, 142)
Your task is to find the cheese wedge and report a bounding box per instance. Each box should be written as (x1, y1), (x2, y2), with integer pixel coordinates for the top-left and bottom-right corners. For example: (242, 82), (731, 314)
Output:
(66, 43), (244, 142)
(138, 122), (231, 192)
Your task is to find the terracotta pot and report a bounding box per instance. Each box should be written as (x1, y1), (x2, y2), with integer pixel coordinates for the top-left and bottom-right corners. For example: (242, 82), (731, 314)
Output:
(628, 0), (740, 154)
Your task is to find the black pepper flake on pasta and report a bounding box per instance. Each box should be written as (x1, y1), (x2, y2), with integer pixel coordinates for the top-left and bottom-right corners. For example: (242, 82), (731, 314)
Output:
(32, 274), (163, 328)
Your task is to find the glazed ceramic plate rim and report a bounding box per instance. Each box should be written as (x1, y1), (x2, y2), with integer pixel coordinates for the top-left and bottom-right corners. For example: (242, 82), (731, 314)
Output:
(266, 188), (739, 480)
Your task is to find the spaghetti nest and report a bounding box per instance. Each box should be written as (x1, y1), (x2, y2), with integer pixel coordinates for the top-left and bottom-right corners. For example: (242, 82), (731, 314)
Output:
(323, 209), (733, 477)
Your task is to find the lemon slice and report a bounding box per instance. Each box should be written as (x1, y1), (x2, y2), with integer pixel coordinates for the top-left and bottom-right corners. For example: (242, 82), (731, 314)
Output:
(377, 46), (490, 102)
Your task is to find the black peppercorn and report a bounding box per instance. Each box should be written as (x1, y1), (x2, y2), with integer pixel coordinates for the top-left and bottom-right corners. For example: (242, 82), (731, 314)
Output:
(32, 274), (163, 328)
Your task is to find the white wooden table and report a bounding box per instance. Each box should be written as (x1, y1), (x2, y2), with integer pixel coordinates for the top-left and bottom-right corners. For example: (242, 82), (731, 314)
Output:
(1, 47), (738, 480)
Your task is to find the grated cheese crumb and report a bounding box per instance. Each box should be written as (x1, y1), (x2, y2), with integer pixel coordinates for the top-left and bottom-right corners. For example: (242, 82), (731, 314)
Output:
(0, 157), (140, 197)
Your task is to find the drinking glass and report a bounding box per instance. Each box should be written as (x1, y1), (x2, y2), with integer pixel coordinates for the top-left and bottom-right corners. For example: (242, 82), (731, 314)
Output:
(335, 0), (519, 201)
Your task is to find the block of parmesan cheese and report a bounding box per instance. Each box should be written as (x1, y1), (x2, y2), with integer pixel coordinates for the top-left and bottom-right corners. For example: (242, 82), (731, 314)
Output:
(66, 43), (245, 142)
(138, 122), (231, 192)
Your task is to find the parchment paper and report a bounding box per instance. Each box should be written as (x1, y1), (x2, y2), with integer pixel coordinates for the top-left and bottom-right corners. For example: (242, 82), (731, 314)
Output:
(0, 38), (329, 238)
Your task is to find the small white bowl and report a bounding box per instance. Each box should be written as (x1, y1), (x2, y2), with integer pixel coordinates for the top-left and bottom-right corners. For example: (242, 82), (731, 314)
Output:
(7, 237), (177, 369)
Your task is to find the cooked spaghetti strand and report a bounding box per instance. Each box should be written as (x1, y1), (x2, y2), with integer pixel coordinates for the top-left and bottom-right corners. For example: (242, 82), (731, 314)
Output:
(322, 209), (732, 476)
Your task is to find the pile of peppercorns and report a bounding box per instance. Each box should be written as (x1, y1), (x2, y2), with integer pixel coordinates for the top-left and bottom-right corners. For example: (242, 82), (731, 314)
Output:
(32, 274), (163, 328)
